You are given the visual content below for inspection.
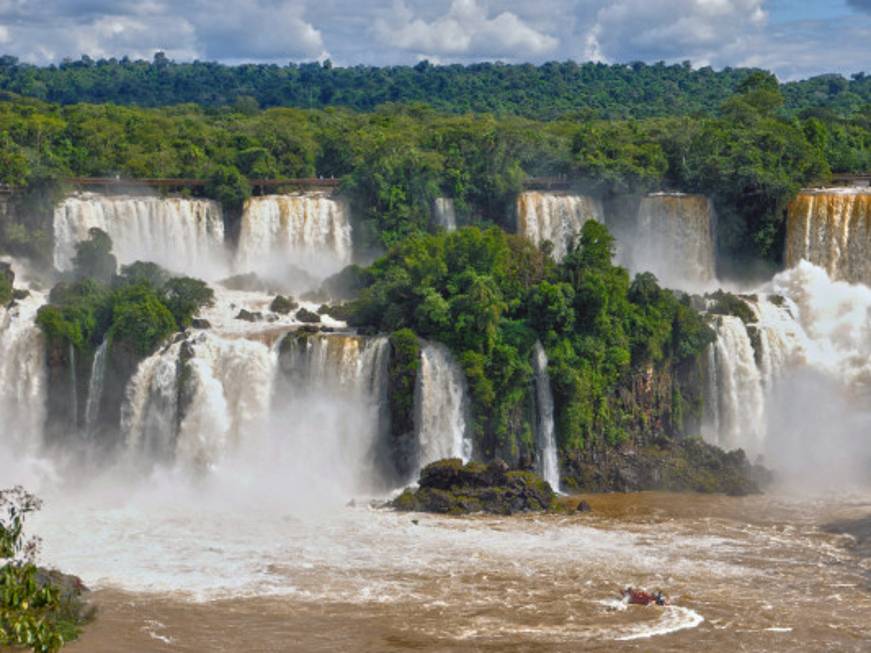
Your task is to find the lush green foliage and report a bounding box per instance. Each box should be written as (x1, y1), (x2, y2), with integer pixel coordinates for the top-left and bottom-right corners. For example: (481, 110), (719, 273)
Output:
(0, 487), (79, 652)
(0, 263), (12, 306)
(350, 222), (713, 457)
(36, 234), (214, 359)
(0, 56), (867, 120)
(0, 75), (866, 264)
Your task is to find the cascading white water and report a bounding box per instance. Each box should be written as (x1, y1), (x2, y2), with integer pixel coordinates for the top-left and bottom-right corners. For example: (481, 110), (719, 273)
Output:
(235, 194), (352, 280)
(122, 341), (182, 461)
(414, 342), (471, 471)
(176, 334), (276, 470)
(532, 342), (560, 491)
(516, 192), (604, 260)
(433, 198), (457, 231)
(703, 315), (767, 454)
(0, 284), (47, 452)
(702, 262), (870, 471)
(785, 189), (870, 286)
(620, 193), (717, 289)
(276, 333), (391, 494)
(123, 333), (276, 469)
(83, 339), (108, 437)
(53, 193), (228, 278)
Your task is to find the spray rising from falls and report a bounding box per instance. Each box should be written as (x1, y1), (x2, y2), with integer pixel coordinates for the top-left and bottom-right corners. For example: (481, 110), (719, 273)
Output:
(433, 198), (457, 231)
(277, 333), (391, 494)
(702, 263), (871, 475)
(414, 343), (471, 473)
(53, 193), (227, 278)
(123, 332), (276, 469)
(785, 189), (870, 286)
(517, 192), (603, 260)
(532, 342), (559, 491)
(0, 282), (47, 453)
(235, 194), (352, 281)
(621, 194), (717, 289)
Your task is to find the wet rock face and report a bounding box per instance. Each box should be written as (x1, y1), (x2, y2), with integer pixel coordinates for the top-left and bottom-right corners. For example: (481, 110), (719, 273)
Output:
(392, 458), (556, 515)
(295, 307), (321, 323)
(235, 309), (262, 322)
(562, 437), (769, 496)
(269, 295), (297, 315)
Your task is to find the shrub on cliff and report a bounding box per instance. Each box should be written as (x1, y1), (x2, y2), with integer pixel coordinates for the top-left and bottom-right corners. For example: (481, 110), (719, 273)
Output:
(1, 486), (89, 652)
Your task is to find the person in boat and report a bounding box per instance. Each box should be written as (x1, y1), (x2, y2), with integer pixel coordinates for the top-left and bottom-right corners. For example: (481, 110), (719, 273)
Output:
(623, 587), (667, 606)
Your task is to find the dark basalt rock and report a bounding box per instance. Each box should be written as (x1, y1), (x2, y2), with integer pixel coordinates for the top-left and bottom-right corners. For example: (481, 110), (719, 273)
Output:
(295, 307), (321, 323)
(562, 437), (769, 496)
(270, 295), (298, 315)
(235, 309), (262, 322)
(191, 318), (211, 329)
(392, 458), (556, 515)
(576, 500), (592, 513)
(12, 288), (30, 301)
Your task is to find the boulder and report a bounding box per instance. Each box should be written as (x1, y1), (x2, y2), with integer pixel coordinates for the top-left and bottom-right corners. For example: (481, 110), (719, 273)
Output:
(392, 458), (556, 515)
(191, 318), (212, 329)
(295, 307), (321, 323)
(270, 295), (298, 315)
(235, 309), (262, 322)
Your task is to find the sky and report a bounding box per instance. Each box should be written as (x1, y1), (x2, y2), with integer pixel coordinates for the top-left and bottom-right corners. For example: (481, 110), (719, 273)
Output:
(0, 0), (868, 80)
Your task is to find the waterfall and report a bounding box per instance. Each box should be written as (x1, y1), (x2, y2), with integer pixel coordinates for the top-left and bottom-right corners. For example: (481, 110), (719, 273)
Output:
(532, 342), (559, 491)
(701, 263), (870, 465)
(433, 198), (457, 231)
(122, 341), (183, 461)
(83, 339), (109, 437)
(702, 296), (806, 455)
(276, 333), (391, 493)
(53, 193), (228, 279)
(517, 192), (604, 260)
(123, 333), (276, 468)
(176, 334), (276, 470)
(235, 194), (352, 280)
(622, 193), (716, 289)
(414, 342), (471, 471)
(68, 343), (78, 428)
(0, 286), (47, 452)
(703, 315), (767, 453)
(785, 189), (870, 286)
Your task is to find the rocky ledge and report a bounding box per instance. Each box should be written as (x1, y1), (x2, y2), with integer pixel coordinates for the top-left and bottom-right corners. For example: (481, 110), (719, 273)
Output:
(563, 436), (771, 496)
(393, 458), (556, 515)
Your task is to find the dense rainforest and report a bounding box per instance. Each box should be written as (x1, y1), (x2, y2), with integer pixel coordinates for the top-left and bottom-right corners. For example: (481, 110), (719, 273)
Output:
(0, 70), (868, 270)
(0, 55), (869, 120)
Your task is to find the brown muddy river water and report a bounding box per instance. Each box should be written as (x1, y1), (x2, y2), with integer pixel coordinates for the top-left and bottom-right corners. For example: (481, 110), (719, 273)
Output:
(48, 491), (871, 652)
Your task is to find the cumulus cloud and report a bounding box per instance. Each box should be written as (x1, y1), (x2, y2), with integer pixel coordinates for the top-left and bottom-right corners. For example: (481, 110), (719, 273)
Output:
(0, 0), (866, 79)
(0, 0), (326, 63)
(373, 0), (558, 59)
(585, 0), (768, 66)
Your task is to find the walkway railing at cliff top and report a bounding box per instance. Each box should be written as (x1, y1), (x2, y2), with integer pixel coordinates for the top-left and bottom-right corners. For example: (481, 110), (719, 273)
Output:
(63, 177), (342, 190)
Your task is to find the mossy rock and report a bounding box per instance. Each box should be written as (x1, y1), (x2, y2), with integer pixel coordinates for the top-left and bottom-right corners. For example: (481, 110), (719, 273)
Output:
(392, 458), (555, 515)
(295, 307), (321, 323)
(270, 295), (298, 314)
(706, 290), (756, 324)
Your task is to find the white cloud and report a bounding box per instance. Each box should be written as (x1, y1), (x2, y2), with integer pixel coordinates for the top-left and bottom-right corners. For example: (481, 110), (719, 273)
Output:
(373, 0), (558, 59)
(0, 1), (866, 79)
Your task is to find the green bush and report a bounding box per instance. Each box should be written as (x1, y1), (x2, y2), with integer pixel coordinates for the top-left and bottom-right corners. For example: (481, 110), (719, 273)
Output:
(0, 487), (83, 652)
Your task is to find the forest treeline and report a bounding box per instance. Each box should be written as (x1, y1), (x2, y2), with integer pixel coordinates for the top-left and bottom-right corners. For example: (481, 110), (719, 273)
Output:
(0, 55), (869, 120)
(0, 71), (868, 267)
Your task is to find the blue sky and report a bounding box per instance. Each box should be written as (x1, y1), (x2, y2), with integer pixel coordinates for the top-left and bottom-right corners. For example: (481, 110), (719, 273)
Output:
(0, 1), (868, 80)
